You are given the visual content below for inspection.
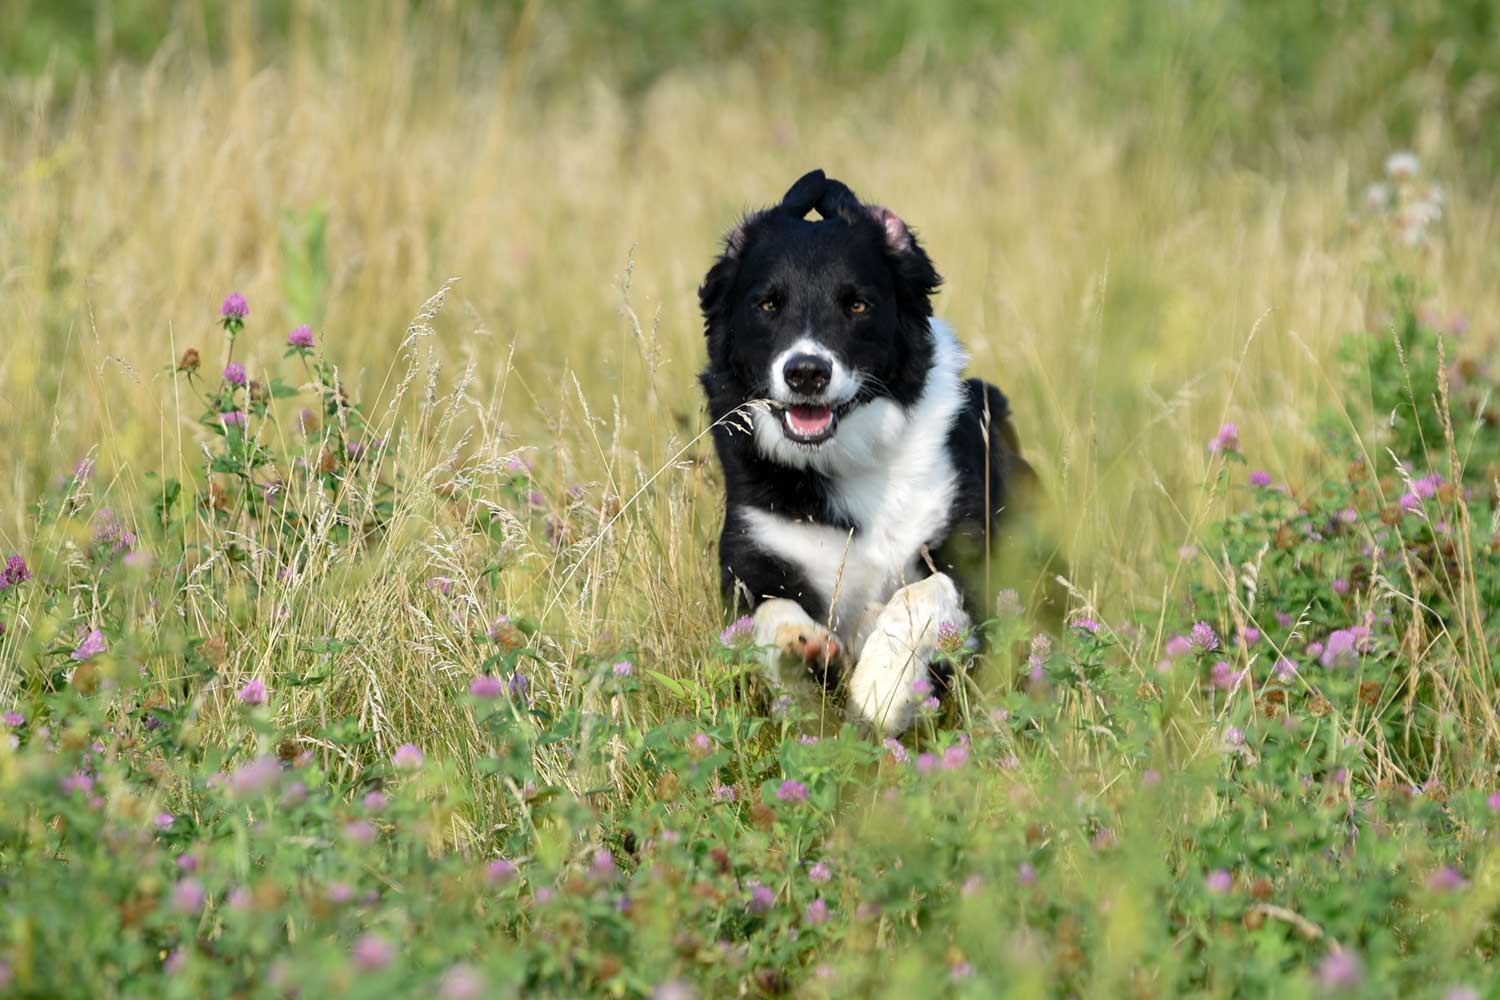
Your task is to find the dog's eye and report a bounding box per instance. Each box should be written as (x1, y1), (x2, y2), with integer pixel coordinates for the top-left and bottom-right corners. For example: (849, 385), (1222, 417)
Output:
(848, 300), (869, 315)
(757, 299), (778, 314)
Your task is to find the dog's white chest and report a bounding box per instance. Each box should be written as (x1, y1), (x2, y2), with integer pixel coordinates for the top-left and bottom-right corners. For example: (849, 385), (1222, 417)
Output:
(740, 429), (958, 641)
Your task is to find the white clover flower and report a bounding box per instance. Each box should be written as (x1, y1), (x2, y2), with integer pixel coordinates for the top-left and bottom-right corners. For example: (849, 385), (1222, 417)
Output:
(1384, 150), (1419, 180)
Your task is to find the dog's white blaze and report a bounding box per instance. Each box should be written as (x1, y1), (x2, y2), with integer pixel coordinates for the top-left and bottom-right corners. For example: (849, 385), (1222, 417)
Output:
(766, 337), (861, 405)
(741, 320), (969, 647)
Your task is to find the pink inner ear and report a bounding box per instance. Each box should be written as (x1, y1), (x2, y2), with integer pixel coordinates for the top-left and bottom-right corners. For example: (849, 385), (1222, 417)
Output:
(870, 206), (912, 253)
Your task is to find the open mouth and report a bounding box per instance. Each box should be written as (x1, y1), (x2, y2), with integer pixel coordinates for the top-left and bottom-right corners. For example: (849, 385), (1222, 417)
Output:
(777, 403), (841, 445)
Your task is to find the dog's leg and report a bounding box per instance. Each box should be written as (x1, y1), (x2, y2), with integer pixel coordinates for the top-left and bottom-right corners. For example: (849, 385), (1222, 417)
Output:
(752, 598), (843, 686)
(847, 573), (968, 736)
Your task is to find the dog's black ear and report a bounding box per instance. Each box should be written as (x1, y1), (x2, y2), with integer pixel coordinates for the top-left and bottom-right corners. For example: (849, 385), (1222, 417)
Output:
(700, 209), (763, 326)
(698, 250), (738, 327)
(814, 179), (865, 225)
(778, 169), (827, 218)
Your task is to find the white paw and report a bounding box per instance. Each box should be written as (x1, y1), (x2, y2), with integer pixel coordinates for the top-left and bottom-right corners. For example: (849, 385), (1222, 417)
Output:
(752, 599), (843, 684)
(847, 574), (968, 736)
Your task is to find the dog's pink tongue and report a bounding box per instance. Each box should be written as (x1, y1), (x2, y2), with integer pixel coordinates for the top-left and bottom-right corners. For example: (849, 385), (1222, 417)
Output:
(787, 405), (833, 436)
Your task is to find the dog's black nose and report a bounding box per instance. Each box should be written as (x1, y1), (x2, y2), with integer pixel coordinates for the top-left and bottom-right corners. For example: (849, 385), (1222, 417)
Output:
(783, 354), (832, 395)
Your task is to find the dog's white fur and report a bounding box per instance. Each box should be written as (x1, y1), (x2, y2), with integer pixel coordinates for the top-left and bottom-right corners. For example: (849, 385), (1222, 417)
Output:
(847, 573), (968, 734)
(765, 336), (862, 407)
(744, 320), (971, 733)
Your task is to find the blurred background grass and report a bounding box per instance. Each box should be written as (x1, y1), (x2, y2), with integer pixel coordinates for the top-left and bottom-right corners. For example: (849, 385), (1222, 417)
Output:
(1, 0), (1495, 629)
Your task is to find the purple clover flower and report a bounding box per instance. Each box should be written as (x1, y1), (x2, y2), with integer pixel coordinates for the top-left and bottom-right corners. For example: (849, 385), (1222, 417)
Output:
(1427, 866), (1468, 892)
(748, 883), (774, 913)
(236, 679), (267, 705)
(220, 410), (247, 428)
(882, 738), (909, 764)
(937, 620), (966, 652)
(171, 878), (206, 914)
(808, 861), (832, 884)
(1206, 868), (1232, 893)
(228, 755), (282, 797)
(222, 361), (247, 386)
(343, 819), (376, 845)
(287, 325), (315, 349)
(469, 674), (504, 699)
(92, 510), (137, 553)
(804, 898), (830, 925)
(776, 779), (808, 803)
(0, 554), (30, 591)
(220, 293), (248, 320)
(1317, 948), (1363, 991)
(392, 743), (424, 770)
(72, 628), (107, 661)
(1210, 660), (1244, 691)
(1249, 469), (1272, 487)
(351, 933), (393, 971)
(1208, 422), (1240, 453)
(719, 616), (754, 648)
(1320, 626), (1372, 668)
(486, 858), (518, 885)
(440, 964), (485, 1000)
(1189, 621), (1220, 653)
(611, 660), (633, 678)
(61, 772), (95, 795)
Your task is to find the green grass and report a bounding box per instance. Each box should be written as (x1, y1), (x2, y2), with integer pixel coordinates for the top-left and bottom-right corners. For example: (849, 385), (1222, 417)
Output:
(2, 4), (1500, 997)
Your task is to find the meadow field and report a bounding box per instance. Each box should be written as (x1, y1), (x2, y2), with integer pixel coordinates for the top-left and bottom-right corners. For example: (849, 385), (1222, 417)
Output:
(2, 2), (1499, 996)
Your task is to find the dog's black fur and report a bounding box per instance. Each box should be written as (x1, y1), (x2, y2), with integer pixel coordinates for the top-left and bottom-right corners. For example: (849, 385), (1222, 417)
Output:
(698, 169), (1043, 637)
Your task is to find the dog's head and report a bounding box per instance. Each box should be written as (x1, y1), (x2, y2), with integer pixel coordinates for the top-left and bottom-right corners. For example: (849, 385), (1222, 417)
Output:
(699, 170), (942, 464)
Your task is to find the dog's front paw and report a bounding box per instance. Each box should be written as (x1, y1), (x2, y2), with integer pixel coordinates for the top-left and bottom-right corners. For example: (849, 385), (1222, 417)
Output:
(771, 621), (843, 669)
(847, 573), (968, 736)
(751, 598), (843, 686)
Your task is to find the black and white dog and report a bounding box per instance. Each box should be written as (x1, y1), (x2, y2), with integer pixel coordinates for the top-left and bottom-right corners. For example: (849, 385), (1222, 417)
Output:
(699, 169), (1040, 735)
